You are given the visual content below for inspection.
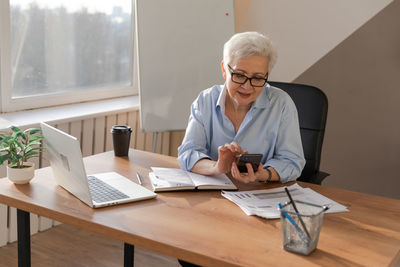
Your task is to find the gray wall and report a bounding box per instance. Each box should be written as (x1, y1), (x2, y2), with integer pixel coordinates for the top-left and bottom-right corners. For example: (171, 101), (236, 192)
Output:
(295, 0), (400, 199)
(236, 0), (400, 199)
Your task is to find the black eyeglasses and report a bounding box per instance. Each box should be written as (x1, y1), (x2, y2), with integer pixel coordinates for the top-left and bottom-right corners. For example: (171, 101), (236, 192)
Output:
(227, 65), (268, 87)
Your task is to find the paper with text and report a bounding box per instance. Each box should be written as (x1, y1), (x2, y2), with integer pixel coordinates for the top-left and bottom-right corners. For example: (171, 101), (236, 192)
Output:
(222, 184), (348, 219)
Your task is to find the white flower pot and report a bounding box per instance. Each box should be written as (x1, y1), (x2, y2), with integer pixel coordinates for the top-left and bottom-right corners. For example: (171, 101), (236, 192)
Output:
(7, 162), (35, 184)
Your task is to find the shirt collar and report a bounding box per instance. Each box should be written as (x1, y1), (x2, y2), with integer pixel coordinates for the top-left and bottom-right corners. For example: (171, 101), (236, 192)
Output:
(216, 84), (226, 111)
(217, 83), (271, 111)
(253, 83), (271, 109)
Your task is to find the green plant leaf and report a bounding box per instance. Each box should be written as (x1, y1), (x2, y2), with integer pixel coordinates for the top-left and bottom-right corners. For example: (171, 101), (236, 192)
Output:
(27, 140), (42, 146)
(29, 135), (44, 140)
(10, 126), (22, 133)
(24, 150), (40, 159)
(30, 134), (44, 139)
(11, 126), (27, 141)
(11, 157), (21, 166)
(0, 135), (12, 144)
(0, 154), (11, 165)
(14, 139), (25, 151)
(24, 128), (42, 135)
(6, 143), (17, 156)
(13, 132), (26, 141)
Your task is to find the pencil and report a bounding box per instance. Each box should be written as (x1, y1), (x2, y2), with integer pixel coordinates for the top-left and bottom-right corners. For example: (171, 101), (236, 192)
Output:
(284, 187), (311, 239)
(278, 202), (310, 243)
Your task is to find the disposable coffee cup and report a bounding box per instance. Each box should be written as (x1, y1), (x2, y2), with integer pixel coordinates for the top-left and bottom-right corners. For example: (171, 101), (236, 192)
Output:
(111, 125), (132, 157)
(280, 200), (327, 255)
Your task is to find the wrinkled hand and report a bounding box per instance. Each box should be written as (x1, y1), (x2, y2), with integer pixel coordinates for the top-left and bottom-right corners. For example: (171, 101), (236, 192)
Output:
(231, 162), (265, 183)
(214, 142), (243, 174)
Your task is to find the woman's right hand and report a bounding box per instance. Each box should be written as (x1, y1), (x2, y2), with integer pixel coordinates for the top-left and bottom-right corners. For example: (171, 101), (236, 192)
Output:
(214, 141), (244, 174)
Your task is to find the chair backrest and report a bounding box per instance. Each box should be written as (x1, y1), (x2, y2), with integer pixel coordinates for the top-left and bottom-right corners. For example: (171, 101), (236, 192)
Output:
(268, 81), (328, 183)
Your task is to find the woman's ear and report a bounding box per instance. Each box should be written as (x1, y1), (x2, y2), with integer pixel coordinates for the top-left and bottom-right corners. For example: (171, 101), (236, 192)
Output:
(221, 61), (227, 80)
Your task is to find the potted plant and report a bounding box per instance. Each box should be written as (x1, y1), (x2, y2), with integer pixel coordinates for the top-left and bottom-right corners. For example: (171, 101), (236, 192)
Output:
(0, 126), (45, 184)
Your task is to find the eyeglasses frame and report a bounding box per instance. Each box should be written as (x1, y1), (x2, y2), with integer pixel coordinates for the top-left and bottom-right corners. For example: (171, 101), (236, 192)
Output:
(227, 64), (269, 87)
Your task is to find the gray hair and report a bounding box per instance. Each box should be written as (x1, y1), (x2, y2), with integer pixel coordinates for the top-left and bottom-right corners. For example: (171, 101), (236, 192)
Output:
(223, 32), (277, 73)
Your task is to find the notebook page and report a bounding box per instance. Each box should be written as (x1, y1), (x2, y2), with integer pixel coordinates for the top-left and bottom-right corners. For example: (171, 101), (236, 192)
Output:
(187, 172), (236, 188)
(150, 167), (194, 186)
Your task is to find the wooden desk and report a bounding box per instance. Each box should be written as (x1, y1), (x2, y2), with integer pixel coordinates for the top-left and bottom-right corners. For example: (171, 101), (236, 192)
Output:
(0, 149), (399, 266)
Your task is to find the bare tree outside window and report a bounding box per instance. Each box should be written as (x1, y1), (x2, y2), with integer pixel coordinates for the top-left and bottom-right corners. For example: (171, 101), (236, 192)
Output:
(10, 1), (133, 98)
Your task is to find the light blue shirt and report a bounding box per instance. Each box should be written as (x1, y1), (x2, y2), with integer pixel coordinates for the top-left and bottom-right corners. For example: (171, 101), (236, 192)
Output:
(177, 84), (305, 183)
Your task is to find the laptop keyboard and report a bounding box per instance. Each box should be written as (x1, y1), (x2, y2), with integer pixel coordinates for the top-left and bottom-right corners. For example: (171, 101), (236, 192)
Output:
(87, 176), (129, 203)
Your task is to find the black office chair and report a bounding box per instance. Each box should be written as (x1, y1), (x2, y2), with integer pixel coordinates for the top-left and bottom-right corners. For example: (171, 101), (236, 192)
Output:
(269, 81), (329, 185)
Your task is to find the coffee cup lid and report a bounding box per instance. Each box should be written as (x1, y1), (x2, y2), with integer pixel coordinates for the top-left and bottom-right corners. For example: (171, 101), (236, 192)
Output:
(111, 125), (132, 133)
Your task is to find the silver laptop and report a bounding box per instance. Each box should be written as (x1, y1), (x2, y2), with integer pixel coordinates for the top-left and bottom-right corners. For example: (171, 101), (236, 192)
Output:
(40, 122), (156, 208)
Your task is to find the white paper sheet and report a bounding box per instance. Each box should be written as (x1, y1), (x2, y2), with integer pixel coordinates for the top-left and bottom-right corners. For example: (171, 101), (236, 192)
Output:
(222, 184), (348, 219)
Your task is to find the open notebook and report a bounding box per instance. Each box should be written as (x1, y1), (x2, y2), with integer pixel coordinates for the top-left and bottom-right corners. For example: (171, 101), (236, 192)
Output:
(149, 167), (237, 192)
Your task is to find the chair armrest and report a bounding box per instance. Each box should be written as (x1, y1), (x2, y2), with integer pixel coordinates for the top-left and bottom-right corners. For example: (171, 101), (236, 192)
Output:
(297, 171), (330, 185)
(312, 171), (330, 185)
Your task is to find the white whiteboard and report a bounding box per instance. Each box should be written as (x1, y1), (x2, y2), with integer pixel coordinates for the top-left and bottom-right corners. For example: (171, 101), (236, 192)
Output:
(136, 0), (235, 132)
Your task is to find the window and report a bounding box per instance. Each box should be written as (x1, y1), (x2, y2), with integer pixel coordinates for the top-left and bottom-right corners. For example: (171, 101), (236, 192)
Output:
(0, 0), (136, 112)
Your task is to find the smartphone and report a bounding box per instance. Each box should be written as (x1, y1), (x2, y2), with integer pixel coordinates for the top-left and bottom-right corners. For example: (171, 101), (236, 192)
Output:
(236, 154), (263, 173)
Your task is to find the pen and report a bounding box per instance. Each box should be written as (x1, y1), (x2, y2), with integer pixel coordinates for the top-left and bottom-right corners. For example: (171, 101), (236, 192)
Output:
(278, 202), (310, 243)
(284, 187), (311, 239)
(136, 172), (143, 185)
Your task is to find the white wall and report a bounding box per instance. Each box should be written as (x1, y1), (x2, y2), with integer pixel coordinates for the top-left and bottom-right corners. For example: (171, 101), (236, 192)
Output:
(235, 0), (392, 81)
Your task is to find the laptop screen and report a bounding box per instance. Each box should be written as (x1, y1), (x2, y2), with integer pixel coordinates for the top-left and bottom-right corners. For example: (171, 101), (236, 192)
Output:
(40, 122), (93, 206)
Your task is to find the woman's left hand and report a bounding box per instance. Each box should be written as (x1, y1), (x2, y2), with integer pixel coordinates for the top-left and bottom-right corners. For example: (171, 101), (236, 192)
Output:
(230, 162), (264, 183)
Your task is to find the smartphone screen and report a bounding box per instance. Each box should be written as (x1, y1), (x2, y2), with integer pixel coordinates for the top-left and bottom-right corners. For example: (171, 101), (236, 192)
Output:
(236, 154), (262, 173)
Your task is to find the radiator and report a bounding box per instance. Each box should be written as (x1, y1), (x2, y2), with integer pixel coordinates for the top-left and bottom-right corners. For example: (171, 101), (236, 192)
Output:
(0, 110), (185, 246)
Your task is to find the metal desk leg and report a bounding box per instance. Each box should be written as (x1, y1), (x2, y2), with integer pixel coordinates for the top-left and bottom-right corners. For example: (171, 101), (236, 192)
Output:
(124, 243), (134, 267)
(17, 209), (31, 267)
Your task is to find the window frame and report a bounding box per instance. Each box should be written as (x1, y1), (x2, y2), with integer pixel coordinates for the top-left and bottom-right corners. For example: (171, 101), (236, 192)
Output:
(0, 0), (138, 113)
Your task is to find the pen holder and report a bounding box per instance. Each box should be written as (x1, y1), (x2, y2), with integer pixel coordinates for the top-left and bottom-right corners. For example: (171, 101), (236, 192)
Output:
(280, 200), (326, 255)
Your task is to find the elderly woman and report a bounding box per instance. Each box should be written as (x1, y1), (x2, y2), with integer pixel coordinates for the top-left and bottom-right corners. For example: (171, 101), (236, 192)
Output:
(177, 31), (305, 184)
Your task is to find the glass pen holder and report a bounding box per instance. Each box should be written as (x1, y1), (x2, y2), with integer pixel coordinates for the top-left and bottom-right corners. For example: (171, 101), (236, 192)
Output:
(280, 200), (326, 255)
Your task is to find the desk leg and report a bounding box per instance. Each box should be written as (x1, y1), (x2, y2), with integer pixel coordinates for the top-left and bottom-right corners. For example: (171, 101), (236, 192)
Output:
(17, 209), (31, 267)
(124, 243), (134, 267)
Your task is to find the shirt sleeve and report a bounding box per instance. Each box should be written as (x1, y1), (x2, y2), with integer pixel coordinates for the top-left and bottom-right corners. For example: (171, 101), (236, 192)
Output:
(177, 95), (211, 171)
(265, 97), (306, 183)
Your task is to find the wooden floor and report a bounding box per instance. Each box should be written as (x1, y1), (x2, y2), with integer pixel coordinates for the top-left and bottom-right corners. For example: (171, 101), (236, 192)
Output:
(0, 224), (180, 267)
